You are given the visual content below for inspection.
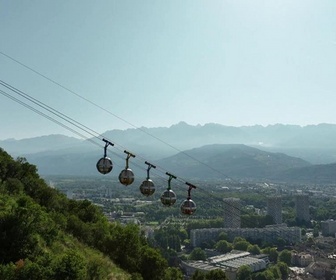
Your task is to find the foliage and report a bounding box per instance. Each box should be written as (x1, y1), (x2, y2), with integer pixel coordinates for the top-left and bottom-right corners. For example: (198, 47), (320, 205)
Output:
(262, 247), (278, 263)
(268, 265), (281, 280)
(217, 232), (228, 241)
(192, 269), (228, 280)
(214, 240), (232, 253)
(53, 250), (86, 280)
(204, 269), (227, 279)
(278, 249), (292, 266)
(277, 261), (290, 279)
(163, 267), (184, 280)
(247, 244), (261, 255)
(189, 247), (207, 261)
(236, 265), (252, 280)
(0, 148), (170, 279)
(253, 270), (276, 280)
(138, 246), (167, 280)
(233, 240), (250, 251)
(192, 269), (206, 280)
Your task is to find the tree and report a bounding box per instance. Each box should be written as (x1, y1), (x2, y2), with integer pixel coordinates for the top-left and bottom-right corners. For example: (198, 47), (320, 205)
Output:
(164, 267), (184, 280)
(192, 269), (206, 280)
(0, 263), (15, 280)
(104, 223), (142, 273)
(215, 240), (232, 254)
(269, 265), (281, 279)
(277, 261), (289, 279)
(236, 265), (252, 280)
(247, 244), (260, 255)
(138, 246), (167, 280)
(53, 250), (86, 280)
(278, 249), (292, 266)
(263, 247), (278, 263)
(189, 248), (207, 261)
(205, 269), (227, 279)
(234, 240), (250, 251)
(233, 237), (245, 244)
(254, 270), (275, 280)
(217, 232), (228, 241)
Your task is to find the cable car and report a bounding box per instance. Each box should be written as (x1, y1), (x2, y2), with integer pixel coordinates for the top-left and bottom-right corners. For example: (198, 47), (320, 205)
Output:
(97, 139), (114, 174)
(160, 172), (177, 206)
(119, 150), (135, 186)
(140, 161), (156, 196)
(180, 199), (197, 215)
(96, 157), (113, 174)
(161, 189), (177, 206)
(140, 179), (155, 196)
(180, 182), (197, 215)
(119, 169), (134, 186)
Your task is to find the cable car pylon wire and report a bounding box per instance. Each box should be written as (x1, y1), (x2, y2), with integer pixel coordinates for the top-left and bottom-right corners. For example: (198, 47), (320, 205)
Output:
(0, 51), (233, 181)
(0, 89), (100, 147)
(0, 80), (102, 141)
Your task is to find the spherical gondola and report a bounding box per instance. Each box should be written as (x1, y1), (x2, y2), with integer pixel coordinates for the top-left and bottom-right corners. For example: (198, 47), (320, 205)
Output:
(140, 161), (156, 196)
(180, 198), (197, 215)
(119, 168), (135, 186)
(160, 189), (177, 206)
(140, 179), (155, 196)
(96, 157), (113, 174)
(96, 139), (114, 175)
(119, 150), (136, 186)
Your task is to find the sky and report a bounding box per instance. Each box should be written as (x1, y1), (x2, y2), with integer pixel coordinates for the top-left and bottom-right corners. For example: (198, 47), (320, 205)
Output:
(0, 0), (335, 140)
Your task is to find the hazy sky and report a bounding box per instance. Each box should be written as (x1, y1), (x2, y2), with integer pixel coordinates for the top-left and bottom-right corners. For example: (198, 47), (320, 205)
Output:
(0, 0), (335, 139)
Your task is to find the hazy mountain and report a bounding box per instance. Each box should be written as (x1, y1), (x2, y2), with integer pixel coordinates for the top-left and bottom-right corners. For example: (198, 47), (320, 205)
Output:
(276, 163), (336, 184)
(0, 134), (83, 156)
(102, 122), (336, 163)
(155, 144), (311, 181)
(3, 122), (336, 183)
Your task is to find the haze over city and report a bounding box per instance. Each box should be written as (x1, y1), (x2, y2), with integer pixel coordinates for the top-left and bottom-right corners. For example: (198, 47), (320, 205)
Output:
(1, 1), (335, 140)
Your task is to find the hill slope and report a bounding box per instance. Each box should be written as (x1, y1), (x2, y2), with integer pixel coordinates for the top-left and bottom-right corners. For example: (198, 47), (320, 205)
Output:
(156, 144), (311, 181)
(0, 148), (169, 280)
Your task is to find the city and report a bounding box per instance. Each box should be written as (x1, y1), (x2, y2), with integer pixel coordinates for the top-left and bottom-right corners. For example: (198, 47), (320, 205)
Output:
(49, 175), (336, 279)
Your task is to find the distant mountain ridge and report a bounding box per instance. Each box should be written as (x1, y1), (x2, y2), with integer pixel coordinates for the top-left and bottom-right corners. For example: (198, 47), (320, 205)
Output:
(0, 134), (83, 155)
(2, 122), (336, 183)
(156, 144), (311, 181)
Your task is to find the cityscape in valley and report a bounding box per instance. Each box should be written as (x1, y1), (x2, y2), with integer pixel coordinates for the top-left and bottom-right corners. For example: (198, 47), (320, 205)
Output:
(1, 123), (336, 279)
(2, 123), (336, 279)
(49, 174), (336, 280)
(1, 1), (335, 279)
(28, 124), (336, 279)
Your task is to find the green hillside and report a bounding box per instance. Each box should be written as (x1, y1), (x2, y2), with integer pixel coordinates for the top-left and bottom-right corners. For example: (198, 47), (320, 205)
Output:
(0, 148), (170, 280)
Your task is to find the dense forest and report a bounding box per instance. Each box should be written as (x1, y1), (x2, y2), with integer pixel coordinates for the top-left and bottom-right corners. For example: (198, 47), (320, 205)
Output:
(0, 147), (182, 280)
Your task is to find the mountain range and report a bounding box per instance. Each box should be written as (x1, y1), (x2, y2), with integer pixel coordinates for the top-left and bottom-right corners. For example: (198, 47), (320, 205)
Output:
(2, 122), (336, 183)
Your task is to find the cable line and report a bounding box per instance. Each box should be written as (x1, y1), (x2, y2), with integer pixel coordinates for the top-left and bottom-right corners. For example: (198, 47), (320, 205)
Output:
(0, 55), (298, 232)
(0, 89), (99, 147)
(0, 51), (233, 181)
(0, 87), (302, 245)
(0, 80), (102, 141)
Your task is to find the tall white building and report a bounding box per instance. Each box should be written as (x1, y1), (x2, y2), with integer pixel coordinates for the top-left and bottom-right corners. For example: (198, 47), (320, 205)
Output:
(223, 197), (241, 228)
(267, 196), (282, 224)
